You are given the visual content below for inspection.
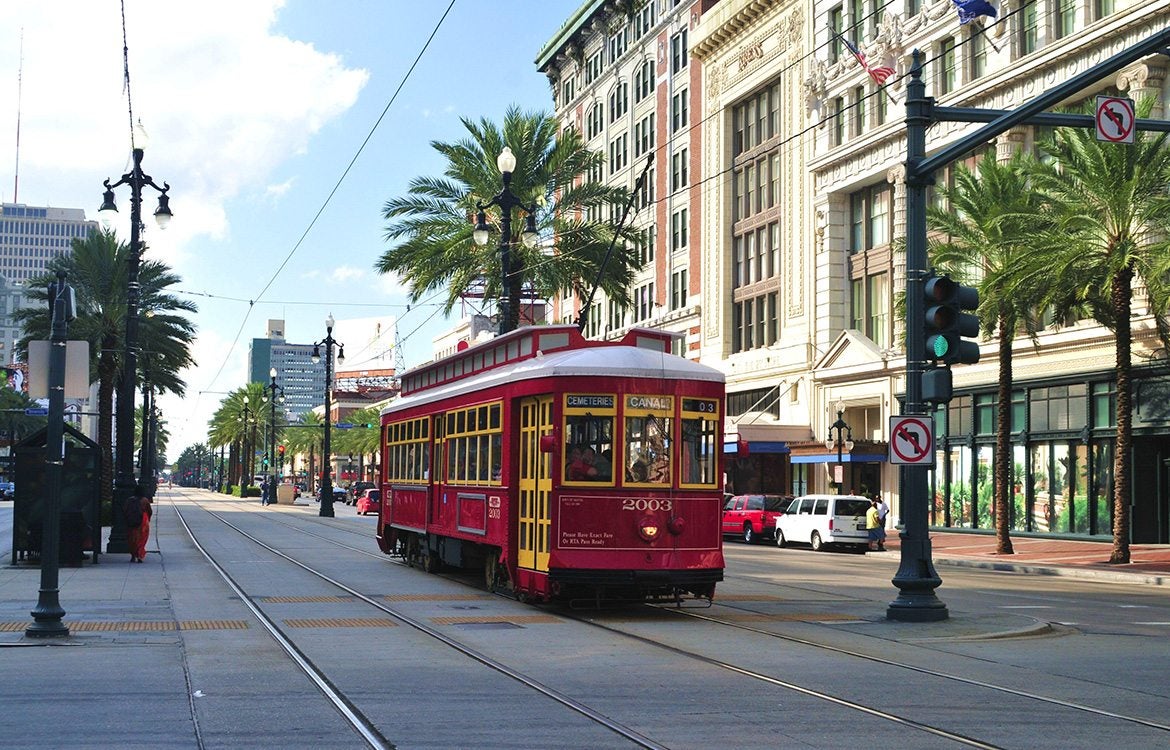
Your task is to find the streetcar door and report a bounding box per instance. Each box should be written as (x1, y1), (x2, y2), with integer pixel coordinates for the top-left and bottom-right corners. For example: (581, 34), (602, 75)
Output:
(518, 396), (553, 572)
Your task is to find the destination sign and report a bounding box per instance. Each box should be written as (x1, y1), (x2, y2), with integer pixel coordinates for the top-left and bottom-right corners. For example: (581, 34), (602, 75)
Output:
(567, 394), (614, 409)
(626, 395), (673, 411)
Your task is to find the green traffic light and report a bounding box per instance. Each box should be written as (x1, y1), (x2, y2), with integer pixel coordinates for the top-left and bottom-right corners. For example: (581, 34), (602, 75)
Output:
(930, 335), (951, 359)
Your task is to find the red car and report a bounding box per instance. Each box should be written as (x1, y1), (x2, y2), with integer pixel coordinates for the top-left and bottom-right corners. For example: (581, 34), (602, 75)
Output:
(356, 489), (381, 515)
(721, 494), (791, 544)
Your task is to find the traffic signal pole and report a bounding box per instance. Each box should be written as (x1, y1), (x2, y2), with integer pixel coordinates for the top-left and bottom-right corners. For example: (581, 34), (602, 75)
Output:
(891, 28), (1170, 622)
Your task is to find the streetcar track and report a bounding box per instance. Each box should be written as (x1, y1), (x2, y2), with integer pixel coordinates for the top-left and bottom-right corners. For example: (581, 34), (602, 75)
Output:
(170, 501), (396, 750)
(175, 491), (1170, 746)
(171, 492), (669, 750)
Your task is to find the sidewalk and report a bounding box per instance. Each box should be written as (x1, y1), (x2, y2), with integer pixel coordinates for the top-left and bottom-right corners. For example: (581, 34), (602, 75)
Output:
(878, 530), (1170, 586)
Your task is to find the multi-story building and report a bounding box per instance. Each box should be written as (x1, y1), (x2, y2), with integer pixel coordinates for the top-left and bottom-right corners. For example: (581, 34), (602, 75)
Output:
(248, 319), (324, 423)
(537, 0), (706, 359)
(0, 203), (97, 361)
(539, 0), (1170, 542)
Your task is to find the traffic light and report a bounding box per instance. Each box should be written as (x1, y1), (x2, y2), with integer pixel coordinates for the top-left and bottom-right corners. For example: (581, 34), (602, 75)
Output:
(277, 444), (285, 456)
(924, 273), (980, 366)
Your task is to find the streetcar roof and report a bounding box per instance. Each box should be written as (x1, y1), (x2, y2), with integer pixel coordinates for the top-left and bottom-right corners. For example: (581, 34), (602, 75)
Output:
(383, 344), (723, 415)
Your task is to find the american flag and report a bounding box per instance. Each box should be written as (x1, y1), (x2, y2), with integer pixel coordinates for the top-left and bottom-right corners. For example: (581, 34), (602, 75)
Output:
(840, 34), (895, 86)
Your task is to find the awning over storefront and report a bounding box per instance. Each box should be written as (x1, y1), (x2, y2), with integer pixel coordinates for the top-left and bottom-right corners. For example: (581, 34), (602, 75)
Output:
(787, 440), (888, 463)
(789, 452), (887, 463)
(723, 424), (813, 456)
(723, 440), (789, 454)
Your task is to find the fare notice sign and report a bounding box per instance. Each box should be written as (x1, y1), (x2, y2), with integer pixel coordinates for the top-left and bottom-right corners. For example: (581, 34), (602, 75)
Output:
(1095, 96), (1135, 144)
(889, 416), (934, 466)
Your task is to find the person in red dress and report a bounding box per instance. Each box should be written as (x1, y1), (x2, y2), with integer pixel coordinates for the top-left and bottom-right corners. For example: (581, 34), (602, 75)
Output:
(129, 484), (153, 563)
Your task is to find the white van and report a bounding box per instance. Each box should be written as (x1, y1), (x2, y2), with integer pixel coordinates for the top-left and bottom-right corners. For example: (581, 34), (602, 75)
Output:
(774, 494), (872, 552)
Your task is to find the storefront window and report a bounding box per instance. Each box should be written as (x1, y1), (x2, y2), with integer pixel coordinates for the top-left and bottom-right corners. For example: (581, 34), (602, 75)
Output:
(1012, 444), (1027, 530)
(1029, 442), (1050, 532)
(1070, 443), (1089, 533)
(949, 446), (972, 527)
(1049, 444), (1068, 532)
(1091, 439), (1113, 535)
(975, 445), (993, 528)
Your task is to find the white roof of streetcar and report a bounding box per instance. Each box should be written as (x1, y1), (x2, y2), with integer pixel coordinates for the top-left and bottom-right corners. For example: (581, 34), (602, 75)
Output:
(383, 325), (724, 416)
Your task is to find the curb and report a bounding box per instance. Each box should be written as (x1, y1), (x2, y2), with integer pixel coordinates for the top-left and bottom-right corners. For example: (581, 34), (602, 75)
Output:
(933, 557), (1169, 587)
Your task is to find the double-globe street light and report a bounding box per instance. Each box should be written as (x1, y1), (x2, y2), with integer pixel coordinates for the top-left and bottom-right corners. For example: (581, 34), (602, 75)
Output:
(311, 314), (344, 517)
(472, 146), (538, 336)
(826, 403), (854, 494)
(265, 367), (285, 505)
(100, 129), (172, 555)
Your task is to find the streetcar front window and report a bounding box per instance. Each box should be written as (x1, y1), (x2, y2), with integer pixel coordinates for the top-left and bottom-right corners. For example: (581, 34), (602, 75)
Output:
(563, 394), (617, 485)
(625, 414), (673, 486)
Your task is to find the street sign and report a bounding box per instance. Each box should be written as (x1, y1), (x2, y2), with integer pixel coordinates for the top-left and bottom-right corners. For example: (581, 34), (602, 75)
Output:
(334, 422), (353, 429)
(24, 408), (48, 416)
(1095, 95), (1135, 144)
(889, 416), (934, 465)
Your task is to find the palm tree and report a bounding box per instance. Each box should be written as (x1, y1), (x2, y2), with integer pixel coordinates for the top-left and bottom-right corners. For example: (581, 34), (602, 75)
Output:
(285, 410), (323, 491)
(334, 406), (381, 482)
(928, 151), (1052, 555)
(208, 384), (267, 491)
(1026, 98), (1170, 564)
(379, 105), (644, 332)
(15, 229), (196, 516)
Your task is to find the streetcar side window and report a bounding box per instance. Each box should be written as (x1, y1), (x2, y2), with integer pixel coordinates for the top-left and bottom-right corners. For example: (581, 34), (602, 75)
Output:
(442, 401), (504, 485)
(385, 417), (430, 484)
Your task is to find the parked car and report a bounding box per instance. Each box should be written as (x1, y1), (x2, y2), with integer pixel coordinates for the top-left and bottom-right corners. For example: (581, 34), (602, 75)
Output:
(0, 482), (13, 500)
(774, 494), (872, 552)
(356, 489), (381, 516)
(348, 481), (376, 505)
(721, 494), (791, 543)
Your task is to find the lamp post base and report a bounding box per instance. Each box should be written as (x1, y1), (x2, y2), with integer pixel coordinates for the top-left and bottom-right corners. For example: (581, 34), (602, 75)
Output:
(886, 531), (948, 622)
(27, 599), (68, 638)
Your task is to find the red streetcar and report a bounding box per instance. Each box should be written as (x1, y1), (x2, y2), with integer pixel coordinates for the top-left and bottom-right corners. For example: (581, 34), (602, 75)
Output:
(375, 325), (726, 605)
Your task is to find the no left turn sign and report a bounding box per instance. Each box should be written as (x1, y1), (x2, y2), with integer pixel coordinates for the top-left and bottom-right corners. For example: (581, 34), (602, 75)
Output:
(1096, 96), (1135, 144)
(889, 416), (934, 465)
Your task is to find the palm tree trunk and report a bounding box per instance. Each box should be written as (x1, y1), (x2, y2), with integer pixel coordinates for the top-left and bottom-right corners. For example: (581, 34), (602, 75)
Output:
(96, 363), (116, 520)
(994, 310), (1014, 555)
(1110, 266), (1133, 564)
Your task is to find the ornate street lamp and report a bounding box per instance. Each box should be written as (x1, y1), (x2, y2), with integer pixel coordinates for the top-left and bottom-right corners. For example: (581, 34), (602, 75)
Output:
(471, 146), (538, 335)
(312, 314), (344, 517)
(100, 124), (173, 555)
(265, 367), (285, 505)
(826, 402), (854, 493)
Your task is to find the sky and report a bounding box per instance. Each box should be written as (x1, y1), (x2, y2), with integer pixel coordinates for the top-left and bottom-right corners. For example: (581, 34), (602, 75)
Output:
(0, 0), (582, 459)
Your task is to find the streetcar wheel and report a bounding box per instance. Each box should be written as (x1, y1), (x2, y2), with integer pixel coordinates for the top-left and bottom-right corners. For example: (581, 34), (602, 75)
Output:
(404, 536), (419, 567)
(775, 529), (787, 548)
(484, 555), (497, 591)
(810, 531), (823, 551)
(422, 548), (440, 574)
(742, 524), (755, 544)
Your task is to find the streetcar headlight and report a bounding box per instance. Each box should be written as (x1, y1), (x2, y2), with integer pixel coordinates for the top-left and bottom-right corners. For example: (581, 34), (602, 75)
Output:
(638, 520), (660, 542)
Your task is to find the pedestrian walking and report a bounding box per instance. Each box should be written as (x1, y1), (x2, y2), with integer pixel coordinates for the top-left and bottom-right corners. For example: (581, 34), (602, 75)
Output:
(866, 498), (882, 552)
(874, 493), (889, 551)
(260, 477), (270, 506)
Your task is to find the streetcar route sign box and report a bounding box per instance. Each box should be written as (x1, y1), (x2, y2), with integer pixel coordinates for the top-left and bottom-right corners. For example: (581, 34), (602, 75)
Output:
(888, 416), (934, 465)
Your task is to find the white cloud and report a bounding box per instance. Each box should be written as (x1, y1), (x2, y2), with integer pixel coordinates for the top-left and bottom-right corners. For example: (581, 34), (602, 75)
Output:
(264, 178), (296, 203)
(329, 265), (365, 284)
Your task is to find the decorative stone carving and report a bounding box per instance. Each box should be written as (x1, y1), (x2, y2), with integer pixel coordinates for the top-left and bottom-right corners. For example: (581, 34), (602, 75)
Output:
(804, 61), (828, 117)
